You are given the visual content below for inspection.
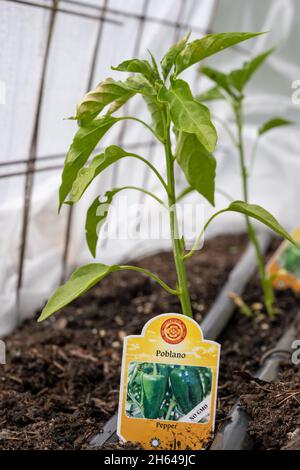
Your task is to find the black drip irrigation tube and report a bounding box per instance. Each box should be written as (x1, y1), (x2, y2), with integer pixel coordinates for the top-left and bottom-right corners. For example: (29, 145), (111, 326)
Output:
(90, 233), (271, 448)
(210, 315), (299, 450)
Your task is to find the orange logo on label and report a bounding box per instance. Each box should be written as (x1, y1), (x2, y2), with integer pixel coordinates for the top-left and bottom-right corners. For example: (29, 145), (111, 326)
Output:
(160, 318), (187, 344)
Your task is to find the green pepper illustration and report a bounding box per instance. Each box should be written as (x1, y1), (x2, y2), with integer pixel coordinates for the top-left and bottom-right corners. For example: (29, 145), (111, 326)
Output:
(199, 367), (212, 397)
(170, 366), (203, 414)
(141, 365), (167, 419)
(188, 368), (204, 407)
(157, 364), (170, 380)
(279, 244), (300, 277)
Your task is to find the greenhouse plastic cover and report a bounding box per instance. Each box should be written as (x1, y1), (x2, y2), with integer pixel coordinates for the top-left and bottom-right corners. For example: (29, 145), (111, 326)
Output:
(0, 0), (299, 335)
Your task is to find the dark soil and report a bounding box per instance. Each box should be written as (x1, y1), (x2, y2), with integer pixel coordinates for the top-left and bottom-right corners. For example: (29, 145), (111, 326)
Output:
(0, 234), (299, 450)
(240, 364), (300, 450)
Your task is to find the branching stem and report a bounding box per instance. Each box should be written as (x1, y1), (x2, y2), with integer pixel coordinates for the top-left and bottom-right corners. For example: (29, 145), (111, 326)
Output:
(119, 265), (178, 296)
(234, 100), (275, 316)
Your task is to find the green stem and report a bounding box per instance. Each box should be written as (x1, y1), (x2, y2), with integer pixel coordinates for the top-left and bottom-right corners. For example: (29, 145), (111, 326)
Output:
(130, 153), (169, 194)
(120, 116), (163, 143)
(118, 265), (178, 296)
(177, 186), (234, 203)
(211, 113), (238, 147)
(163, 111), (193, 318)
(184, 209), (228, 260)
(114, 185), (166, 207)
(234, 100), (275, 316)
(249, 136), (259, 175)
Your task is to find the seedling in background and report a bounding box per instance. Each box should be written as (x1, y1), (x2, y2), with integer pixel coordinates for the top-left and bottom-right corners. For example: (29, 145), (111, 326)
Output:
(38, 32), (295, 323)
(198, 48), (295, 316)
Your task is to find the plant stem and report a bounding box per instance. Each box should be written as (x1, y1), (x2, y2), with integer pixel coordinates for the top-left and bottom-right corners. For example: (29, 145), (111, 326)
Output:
(184, 209), (228, 260)
(114, 185), (166, 207)
(164, 112), (193, 318)
(118, 265), (178, 296)
(249, 136), (259, 175)
(234, 100), (275, 316)
(177, 186), (234, 203)
(130, 153), (169, 194)
(211, 113), (238, 147)
(120, 116), (164, 143)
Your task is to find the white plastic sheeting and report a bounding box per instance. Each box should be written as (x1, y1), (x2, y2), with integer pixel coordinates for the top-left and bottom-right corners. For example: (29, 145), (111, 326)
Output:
(0, 0), (299, 335)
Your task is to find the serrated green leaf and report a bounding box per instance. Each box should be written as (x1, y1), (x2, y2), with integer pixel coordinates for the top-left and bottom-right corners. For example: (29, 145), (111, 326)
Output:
(227, 201), (295, 244)
(229, 48), (274, 92)
(197, 86), (226, 102)
(67, 145), (129, 204)
(176, 132), (216, 205)
(175, 32), (264, 75)
(38, 263), (117, 321)
(161, 32), (191, 80)
(76, 78), (135, 122)
(158, 78), (217, 152)
(258, 117), (294, 136)
(59, 116), (120, 209)
(85, 192), (115, 257)
(112, 58), (157, 83)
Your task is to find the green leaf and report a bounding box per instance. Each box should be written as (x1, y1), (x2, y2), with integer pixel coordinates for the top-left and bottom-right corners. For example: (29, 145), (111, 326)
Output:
(67, 145), (129, 204)
(120, 74), (155, 97)
(147, 49), (161, 79)
(85, 191), (114, 257)
(161, 32), (191, 80)
(229, 48), (274, 92)
(197, 86), (226, 102)
(258, 117), (294, 136)
(107, 75), (156, 114)
(158, 78), (217, 152)
(175, 32), (264, 75)
(59, 116), (120, 209)
(107, 91), (133, 114)
(143, 95), (165, 139)
(200, 66), (235, 97)
(76, 78), (135, 122)
(112, 59), (157, 83)
(176, 132), (216, 205)
(227, 201), (295, 244)
(38, 263), (116, 321)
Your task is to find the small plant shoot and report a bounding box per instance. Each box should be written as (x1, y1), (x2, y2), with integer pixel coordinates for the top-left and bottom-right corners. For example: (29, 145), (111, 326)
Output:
(38, 32), (295, 322)
(199, 47), (295, 316)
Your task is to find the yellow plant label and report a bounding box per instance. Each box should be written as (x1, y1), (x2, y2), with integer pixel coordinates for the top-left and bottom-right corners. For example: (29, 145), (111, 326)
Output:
(117, 313), (220, 450)
(267, 228), (300, 292)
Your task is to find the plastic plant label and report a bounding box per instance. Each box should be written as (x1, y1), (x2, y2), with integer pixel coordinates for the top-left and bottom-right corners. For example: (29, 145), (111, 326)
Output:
(117, 313), (220, 450)
(267, 228), (300, 292)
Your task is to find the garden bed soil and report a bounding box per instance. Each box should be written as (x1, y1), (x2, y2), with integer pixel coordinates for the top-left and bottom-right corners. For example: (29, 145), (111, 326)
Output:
(0, 234), (299, 450)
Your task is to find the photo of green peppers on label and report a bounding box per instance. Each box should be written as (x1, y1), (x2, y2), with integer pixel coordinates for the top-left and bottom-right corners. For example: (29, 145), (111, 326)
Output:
(126, 362), (212, 422)
(278, 243), (300, 278)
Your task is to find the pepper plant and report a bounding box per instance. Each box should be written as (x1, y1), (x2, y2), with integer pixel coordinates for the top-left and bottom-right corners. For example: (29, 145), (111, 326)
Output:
(198, 48), (294, 316)
(38, 32), (295, 323)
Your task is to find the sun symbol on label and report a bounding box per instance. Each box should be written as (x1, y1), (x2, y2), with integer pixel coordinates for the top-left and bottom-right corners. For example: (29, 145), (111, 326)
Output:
(160, 317), (187, 344)
(150, 437), (161, 448)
